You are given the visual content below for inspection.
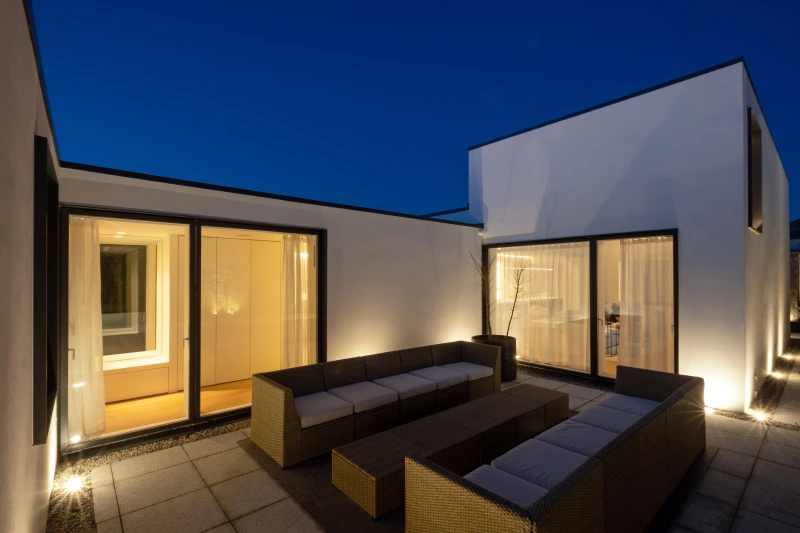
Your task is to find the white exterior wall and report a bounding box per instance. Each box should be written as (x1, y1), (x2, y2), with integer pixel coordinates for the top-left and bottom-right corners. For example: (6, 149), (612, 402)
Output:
(0, 1), (60, 532)
(468, 63), (769, 412)
(59, 171), (482, 361)
(743, 74), (790, 405)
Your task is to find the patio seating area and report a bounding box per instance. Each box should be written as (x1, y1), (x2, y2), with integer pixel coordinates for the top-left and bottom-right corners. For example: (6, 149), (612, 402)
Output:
(45, 354), (800, 533)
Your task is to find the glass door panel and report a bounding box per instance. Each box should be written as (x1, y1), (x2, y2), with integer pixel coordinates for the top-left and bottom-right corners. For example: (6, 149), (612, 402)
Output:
(200, 226), (318, 415)
(67, 215), (190, 443)
(597, 236), (674, 377)
(489, 242), (591, 373)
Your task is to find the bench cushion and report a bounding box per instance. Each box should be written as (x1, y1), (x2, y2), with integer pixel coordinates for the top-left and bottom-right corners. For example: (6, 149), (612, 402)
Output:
(372, 373), (436, 400)
(492, 439), (586, 490)
(295, 391), (354, 429)
(409, 366), (468, 389)
(535, 419), (618, 457)
(597, 393), (659, 417)
(571, 405), (641, 434)
(327, 382), (398, 414)
(440, 361), (494, 381)
(464, 465), (548, 508)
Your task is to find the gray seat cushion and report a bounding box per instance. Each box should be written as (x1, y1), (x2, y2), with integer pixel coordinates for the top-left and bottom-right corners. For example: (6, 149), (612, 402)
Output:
(409, 366), (468, 389)
(327, 382), (398, 413)
(295, 391), (354, 429)
(572, 405), (641, 433)
(492, 439), (587, 490)
(440, 361), (494, 381)
(597, 393), (659, 417)
(535, 419), (618, 457)
(372, 373), (436, 400)
(464, 465), (548, 508)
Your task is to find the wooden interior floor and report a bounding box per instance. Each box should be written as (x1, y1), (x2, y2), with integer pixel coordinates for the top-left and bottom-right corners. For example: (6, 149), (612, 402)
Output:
(100, 379), (253, 437)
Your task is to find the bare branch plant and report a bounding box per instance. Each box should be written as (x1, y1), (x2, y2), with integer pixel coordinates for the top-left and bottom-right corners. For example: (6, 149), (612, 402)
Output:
(470, 251), (530, 338)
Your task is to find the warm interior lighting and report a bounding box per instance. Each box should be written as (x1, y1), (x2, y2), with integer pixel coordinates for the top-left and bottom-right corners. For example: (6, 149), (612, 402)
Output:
(113, 235), (123, 239)
(704, 407), (715, 415)
(771, 372), (785, 379)
(116, 231), (127, 235)
(70, 435), (81, 444)
(749, 410), (767, 422)
(300, 252), (309, 259)
(64, 476), (83, 493)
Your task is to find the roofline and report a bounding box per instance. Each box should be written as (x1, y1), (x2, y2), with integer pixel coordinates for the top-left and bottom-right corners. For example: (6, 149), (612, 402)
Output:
(60, 161), (484, 229)
(469, 57), (746, 151)
(22, 0), (60, 160)
(420, 205), (470, 218)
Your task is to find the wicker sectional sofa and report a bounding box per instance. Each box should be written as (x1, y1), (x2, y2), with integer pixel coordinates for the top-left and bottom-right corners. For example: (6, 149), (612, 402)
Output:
(252, 341), (501, 468)
(405, 366), (705, 533)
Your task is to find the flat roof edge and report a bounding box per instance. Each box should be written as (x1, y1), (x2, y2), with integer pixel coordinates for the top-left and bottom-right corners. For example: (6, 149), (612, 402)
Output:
(59, 161), (484, 229)
(468, 57), (746, 151)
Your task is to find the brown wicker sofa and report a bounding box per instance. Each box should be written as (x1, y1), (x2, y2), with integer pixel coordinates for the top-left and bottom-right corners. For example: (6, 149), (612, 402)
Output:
(252, 341), (501, 468)
(405, 366), (705, 533)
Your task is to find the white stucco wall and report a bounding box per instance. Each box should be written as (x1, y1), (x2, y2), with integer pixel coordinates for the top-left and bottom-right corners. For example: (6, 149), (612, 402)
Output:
(0, 1), (60, 532)
(58, 171), (483, 363)
(467, 62), (774, 412)
(743, 73), (790, 406)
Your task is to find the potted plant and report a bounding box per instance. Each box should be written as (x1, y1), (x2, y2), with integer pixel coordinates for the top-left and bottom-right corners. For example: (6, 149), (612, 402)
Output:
(470, 252), (528, 382)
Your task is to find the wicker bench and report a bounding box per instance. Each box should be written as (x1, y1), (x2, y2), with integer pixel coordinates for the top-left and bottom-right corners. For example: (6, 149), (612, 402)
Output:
(405, 366), (705, 533)
(331, 384), (569, 518)
(252, 341), (501, 468)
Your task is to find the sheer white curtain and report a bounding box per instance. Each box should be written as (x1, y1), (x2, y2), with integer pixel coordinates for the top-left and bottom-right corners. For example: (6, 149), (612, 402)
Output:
(493, 242), (590, 372)
(619, 236), (674, 372)
(68, 218), (106, 439)
(281, 235), (316, 368)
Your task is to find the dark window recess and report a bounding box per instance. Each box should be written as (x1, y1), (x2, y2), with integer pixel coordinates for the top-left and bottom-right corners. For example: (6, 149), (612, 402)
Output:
(748, 108), (763, 233)
(33, 136), (59, 445)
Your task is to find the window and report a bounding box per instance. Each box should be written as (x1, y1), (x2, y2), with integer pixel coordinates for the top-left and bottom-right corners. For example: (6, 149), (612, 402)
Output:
(748, 108), (763, 233)
(100, 243), (156, 355)
(33, 136), (58, 445)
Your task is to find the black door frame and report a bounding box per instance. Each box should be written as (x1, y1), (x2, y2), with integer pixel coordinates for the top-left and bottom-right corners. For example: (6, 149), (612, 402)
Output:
(482, 228), (678, 383)
(58, 205), (327, 460)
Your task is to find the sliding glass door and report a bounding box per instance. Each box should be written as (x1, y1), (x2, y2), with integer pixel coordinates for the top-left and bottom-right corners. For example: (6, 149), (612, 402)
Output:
(597, 236), (674, 377)
(66, 215), (190, 444)
(63, 210), (323, 451)
(199, 226), (318, 415)
(488, 242), (591, 373)
(487, 232), (676, 379)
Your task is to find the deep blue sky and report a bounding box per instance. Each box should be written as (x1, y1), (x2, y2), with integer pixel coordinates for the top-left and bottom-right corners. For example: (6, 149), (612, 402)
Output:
(32, 0), (799, 217)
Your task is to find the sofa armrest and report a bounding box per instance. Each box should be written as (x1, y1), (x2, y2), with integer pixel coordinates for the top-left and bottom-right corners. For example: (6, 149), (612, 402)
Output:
(526, 457), (605, 533)
(615, 365), (693, 402)
(405, 455), (530, 533)
(461, 342), (501, 392)
(252, 374), (303, 468)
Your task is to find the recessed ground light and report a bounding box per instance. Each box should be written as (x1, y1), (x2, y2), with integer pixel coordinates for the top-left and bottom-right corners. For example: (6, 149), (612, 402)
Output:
(704, 407), (715, 415)
(515, 355), (521, 360)
(64, 476), (83, 493)
(72, 382), (85, 388)
(750, 410), (767, 422)
(69, 435), (81, 444)
(772, 372), (785, 379)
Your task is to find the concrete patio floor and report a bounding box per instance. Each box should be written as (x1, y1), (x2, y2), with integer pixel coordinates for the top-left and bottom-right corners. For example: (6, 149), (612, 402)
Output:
(50, 363), (800, 533)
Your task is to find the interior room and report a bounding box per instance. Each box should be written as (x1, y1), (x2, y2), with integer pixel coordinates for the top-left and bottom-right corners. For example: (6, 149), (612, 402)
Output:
(489, 236), (675, 378)
(598, 236), (675, 378)
(199, 226), (318, 414)
(67, 216), (190, 442)
(490, 242), (591, 373)
(66, 216), (319, 443)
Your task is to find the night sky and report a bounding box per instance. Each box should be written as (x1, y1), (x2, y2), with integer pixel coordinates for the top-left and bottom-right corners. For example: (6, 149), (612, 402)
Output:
(31, 1), (799, 218)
